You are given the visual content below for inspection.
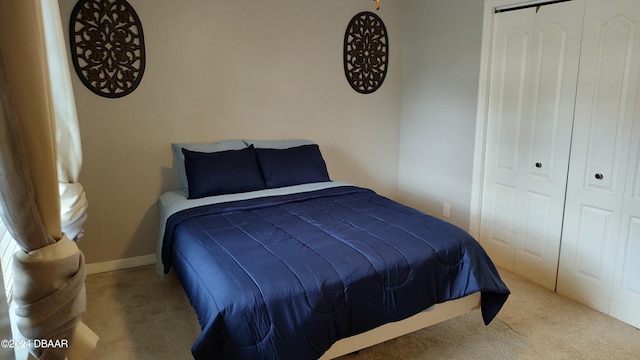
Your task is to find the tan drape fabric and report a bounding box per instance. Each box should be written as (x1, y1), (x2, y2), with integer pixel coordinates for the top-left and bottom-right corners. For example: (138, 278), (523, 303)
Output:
(0, 252), (15, 360)
(12, 239), (87, 360)
(0, 0), (97, 359)
(0, 0), (61, 243)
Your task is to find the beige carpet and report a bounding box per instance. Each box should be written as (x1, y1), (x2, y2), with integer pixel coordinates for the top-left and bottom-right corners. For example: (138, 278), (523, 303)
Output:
(82, 266), (639, 359)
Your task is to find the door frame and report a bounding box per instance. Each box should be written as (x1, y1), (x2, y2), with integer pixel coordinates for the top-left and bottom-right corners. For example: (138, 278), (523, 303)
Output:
(469, 0), (574, 239)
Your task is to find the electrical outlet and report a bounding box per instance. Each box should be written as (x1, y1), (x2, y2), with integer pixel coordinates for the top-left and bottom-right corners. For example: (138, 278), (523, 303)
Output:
(443, 203), (451, 218)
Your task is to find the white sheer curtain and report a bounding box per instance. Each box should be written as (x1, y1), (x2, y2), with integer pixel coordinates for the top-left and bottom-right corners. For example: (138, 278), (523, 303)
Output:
(42, 0), (88, 242)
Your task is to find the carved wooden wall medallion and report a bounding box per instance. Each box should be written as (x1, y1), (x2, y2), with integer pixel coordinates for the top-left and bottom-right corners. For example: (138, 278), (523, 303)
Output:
(343, 11), (388, 94)
(69, 0), (145, 98)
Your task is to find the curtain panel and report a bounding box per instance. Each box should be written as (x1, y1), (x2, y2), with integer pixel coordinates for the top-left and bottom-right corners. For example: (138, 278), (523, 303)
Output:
(0, 0), (97, 359)
(0, 264), (14, 360)
(41, 0), (88, 242)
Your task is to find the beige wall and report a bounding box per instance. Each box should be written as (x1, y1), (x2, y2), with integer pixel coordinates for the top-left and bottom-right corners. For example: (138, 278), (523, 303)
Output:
(58, 0), (405, 264)
(399, 0), (484, 231)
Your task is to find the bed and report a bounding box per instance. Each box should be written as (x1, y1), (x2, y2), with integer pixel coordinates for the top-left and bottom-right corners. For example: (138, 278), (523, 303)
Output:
(157, 140), (510, 360)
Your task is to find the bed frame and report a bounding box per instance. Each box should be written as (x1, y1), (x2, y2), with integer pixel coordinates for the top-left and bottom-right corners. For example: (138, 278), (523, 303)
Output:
(320, 292), (481, 359)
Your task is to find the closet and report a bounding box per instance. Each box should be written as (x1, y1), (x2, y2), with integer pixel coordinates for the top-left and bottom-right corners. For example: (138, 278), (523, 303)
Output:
(478, 0), (640, 328)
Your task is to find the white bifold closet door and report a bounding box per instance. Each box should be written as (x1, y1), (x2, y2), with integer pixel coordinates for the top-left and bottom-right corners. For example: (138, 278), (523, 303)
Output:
(558, 0), (640, 327)
(610, 110), (640, 328)
(479, 0), (585, 291)
(610, 101), (640, 328)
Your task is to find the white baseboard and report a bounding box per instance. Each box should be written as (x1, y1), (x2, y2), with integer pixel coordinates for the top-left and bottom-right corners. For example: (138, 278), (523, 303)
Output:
(86, 254), (156, 275)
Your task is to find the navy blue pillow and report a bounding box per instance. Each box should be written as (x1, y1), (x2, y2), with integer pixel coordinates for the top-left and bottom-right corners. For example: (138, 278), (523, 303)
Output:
(255, 144), (330, 188)
(182, 145), (266, 199)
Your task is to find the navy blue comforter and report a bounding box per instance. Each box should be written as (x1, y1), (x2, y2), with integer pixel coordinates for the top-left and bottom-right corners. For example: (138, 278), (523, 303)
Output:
(162, 186), (509, 359)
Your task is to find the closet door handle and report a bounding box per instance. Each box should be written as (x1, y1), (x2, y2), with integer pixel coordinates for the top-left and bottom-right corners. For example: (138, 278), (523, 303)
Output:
(535, 162), (542, 168)
(595, 173), (604, 180)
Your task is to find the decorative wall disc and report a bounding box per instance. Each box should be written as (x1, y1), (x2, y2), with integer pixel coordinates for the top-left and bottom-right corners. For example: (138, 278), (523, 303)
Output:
(343, 11), (388, 94)
(69, 0), (145, 98)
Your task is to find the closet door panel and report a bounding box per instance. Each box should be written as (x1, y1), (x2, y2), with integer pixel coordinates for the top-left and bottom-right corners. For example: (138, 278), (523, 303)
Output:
(480, 9), (532, 271)
(618, 215), (640, 292)
(482, 184), (518, 271)
(558, 0), (640, 314)
(522, 191), (551, 258)
(515, 191), (557, 284)
(582, 17), (636, 193)
(610, 214), (640, 328)
(610, 10), (640, 324)
(493, 30), (528, 178)
(481, 0), (584, 290)
(516, 5), (584, 290)
(611, 148), (640, 328)
(528, 25), (575, 182)
(575, 206), (611, 279)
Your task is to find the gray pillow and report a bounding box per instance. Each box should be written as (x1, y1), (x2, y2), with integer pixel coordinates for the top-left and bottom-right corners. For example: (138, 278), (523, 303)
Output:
(243, 139), (315, 149)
